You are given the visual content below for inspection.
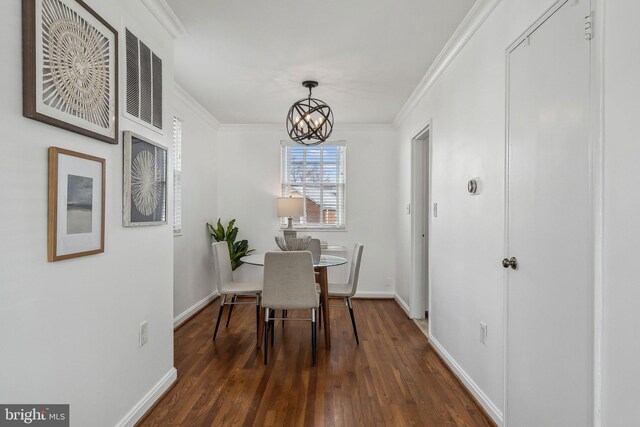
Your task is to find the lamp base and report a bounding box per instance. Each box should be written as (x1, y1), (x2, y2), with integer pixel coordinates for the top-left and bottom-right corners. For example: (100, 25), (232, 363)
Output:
(283, 217), (297, 238)
(283, 229), (297, 239)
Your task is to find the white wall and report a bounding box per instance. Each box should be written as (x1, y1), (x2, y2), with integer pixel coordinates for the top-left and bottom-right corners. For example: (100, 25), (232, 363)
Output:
(394, 0), (578, 422)
(5, 0), (638, 425)
(0, 1), (176, 426)
(216, 125), (397, 297)
(172, 87), (220, 325)
(602, 0), (640, 424)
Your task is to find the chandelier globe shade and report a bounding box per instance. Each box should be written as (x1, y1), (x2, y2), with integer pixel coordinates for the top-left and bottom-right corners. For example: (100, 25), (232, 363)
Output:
(286, 81), (334, 146)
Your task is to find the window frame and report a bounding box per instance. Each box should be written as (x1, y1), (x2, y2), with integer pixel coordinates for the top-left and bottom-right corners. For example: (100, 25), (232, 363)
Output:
(280, 140), (347, 231)
(172, 116), (183, 236)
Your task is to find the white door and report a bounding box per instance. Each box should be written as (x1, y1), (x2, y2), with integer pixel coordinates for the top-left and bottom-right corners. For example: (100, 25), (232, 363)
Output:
(422, 135), (430, 317)
(506, 1), (591, 426)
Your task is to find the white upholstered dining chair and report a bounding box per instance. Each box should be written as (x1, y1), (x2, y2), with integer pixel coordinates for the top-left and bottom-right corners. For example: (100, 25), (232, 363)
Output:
(262, 251), (319, 366)
(307, 238), (321, 264)
(328, 243), (364, 344)
(281, 238), (321, 328)
(211, 241), (262, 341)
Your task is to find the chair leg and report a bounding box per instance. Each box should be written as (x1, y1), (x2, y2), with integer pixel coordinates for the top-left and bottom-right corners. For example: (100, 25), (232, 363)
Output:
(270, 316), (275, 347)
(213, 295), (226, 341)
(347, 298), (359, 345)
(318, 302), (322, 329)
(255, 294), (260, 336)
(226, 295), (237, 328)
(282, 309), (287, 328)
(264, 308), (270, 365)
(311, 308), (317, 366)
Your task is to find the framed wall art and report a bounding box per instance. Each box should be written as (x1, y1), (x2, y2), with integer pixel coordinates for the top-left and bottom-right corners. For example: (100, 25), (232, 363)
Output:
(23, 0), (119, 144)
(48, 147), (105, 261)
(123, 131), (167, 227)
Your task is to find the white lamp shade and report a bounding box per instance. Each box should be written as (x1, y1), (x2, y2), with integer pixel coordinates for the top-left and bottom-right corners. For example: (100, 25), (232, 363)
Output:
(277, 197), (304, 217)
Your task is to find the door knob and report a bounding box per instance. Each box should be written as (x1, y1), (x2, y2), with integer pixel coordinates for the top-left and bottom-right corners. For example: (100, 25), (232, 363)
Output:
(502, 257), (518, 270)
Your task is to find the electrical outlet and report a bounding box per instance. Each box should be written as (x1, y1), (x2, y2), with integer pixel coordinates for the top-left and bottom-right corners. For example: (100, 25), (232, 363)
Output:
(406, 204), (411, 215)
(139, 321), (148, 347)
(385, 277), (392, 288)
(480, 322), (487, 345)
(433, 202), (438, 218)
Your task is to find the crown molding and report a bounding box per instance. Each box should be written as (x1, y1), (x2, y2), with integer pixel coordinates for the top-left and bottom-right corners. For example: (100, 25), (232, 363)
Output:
(141, 0), (188, 39)
(217, 123), (395, 133)
(392, 0), (502, 127)
(173, 84), (220, 129)
(217, 124), (284, 133)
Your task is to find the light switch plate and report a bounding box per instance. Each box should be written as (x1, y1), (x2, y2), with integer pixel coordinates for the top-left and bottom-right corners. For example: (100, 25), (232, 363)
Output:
(480, 322), (487, 345)
(139, 321), (148, 347)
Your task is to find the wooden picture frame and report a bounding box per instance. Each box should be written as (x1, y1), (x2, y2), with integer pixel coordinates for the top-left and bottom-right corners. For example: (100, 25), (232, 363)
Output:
(48, 147), (106, 261)
(123, 131), (168, 227)
(23, 0), (119, 144)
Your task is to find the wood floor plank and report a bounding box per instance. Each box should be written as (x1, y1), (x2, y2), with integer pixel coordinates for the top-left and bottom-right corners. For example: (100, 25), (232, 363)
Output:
(137, 298), (495, 427)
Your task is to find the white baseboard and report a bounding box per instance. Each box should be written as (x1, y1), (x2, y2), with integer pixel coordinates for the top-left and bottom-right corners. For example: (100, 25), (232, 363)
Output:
(428, 334), (503, 426)
(173, 291), (219, 329)
(115, 367), (177, 427)
(394, 293), (411, 317)
(353, 290), (394, 299)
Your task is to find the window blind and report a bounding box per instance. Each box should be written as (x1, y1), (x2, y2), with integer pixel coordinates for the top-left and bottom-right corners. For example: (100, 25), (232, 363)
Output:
(172, 117), (182, 235)
(281, 142), (346, 229)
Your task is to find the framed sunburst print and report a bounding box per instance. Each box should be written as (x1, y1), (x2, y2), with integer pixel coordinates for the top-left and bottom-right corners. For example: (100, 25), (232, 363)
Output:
(23, 0), (118, 144)
(123, 131), (167, 227)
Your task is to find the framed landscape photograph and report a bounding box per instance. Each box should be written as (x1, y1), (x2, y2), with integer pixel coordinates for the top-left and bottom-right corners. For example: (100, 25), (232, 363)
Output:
(123, 131), (168, 226)
(23, 0), (119, 144)
(48, 147), (105, 261)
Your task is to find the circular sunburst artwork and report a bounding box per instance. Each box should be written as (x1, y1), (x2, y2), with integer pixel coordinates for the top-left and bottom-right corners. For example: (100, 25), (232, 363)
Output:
(41, 0), (111, 129)
(131, 150), (161, 216)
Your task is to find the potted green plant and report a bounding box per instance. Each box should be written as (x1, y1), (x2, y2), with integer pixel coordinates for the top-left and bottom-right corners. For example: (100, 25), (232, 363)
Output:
(207, 219), (253, 270)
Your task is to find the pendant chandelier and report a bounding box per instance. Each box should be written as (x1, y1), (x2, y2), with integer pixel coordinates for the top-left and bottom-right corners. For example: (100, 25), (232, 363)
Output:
(286, 81), (334, 146)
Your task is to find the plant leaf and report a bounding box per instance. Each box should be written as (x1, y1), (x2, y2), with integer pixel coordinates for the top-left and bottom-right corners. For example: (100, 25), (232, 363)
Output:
(227, 228), (239, 244)
(226, 219), (236, 239)
(216, 219), (225, 240)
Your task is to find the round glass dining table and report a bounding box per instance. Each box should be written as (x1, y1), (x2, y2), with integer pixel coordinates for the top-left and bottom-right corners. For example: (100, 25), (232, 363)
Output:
(242, 253), (347, 349)
(242, 253), (347, 268)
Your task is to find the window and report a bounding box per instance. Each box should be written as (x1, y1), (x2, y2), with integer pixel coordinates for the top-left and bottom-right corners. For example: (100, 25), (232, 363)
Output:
(172, 117), (182, 235)
(281, 142), (346, 229)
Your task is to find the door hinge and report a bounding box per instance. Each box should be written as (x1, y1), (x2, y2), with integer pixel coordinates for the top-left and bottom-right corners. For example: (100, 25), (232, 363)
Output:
(585, 12), (593, 40)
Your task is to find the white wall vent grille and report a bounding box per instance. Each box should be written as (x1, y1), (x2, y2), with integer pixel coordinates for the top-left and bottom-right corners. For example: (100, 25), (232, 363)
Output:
(125, 28), (163, 131)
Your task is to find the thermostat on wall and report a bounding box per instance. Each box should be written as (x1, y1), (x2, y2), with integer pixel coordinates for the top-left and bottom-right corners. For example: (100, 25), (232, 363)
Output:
(468, 177), (481, 195)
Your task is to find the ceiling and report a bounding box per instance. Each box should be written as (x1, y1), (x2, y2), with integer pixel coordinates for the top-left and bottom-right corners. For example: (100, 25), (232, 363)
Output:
(167, 0), (476, 124)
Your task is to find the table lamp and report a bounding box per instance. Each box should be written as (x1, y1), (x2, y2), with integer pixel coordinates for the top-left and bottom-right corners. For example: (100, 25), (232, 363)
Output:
(277, 196), (304, 238)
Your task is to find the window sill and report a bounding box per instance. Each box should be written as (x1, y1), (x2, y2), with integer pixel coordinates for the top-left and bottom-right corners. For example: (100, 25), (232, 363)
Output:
(280, 227), (347, 232)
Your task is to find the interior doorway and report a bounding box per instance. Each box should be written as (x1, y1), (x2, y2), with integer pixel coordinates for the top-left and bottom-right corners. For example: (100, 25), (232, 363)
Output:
(410, 124), (431, 320)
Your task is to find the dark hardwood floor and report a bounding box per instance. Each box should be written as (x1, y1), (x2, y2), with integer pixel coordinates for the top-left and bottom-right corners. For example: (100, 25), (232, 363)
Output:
(138, 298), (494, 426)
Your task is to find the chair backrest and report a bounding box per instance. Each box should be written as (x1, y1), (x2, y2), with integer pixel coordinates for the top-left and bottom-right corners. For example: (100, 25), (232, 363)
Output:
(307, 238), (321, 264)
(212, 241), (234, 293)
(346, 243), (364, 297)
(263, 251), (319, 310)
